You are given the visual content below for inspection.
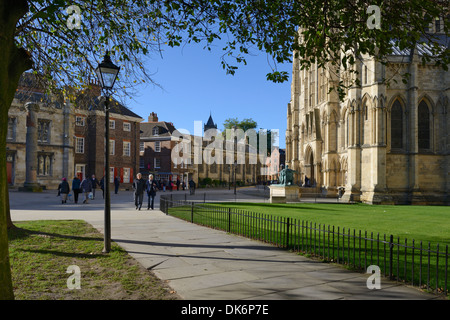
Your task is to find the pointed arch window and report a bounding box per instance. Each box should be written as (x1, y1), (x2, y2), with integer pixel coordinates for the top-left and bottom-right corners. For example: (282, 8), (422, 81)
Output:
(391, 100), (403, 149)
(418, 101), (430, 150)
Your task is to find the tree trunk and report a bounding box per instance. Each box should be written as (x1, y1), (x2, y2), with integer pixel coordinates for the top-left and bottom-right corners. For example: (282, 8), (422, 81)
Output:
(6, 191), (15, 230)
(0, 0), (32, 300)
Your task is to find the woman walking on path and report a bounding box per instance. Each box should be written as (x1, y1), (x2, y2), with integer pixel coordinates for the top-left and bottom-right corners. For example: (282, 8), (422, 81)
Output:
(72, 176), (81, 204)
(80, 177), (92, 204)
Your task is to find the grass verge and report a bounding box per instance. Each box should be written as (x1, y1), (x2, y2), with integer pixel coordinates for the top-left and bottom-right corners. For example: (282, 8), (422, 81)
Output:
(8, 220), (180, 300)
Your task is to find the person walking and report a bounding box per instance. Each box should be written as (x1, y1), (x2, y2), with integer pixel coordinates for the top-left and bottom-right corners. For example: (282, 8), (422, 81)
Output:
(189, 179), (196, 195)
(90, 174), (100, 199)
(72, 176), (81, 204)
(58, 178), (70, 204)
(133, 173), (146, 210)
(114, 175), (120, 194)
(146, 174), (157, 210)
(80, 177), (92, 204)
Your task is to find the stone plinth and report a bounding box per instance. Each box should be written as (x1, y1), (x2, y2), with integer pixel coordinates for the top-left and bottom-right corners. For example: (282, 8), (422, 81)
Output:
(19, 183), (43, 192)
(269, 185), (301, 203)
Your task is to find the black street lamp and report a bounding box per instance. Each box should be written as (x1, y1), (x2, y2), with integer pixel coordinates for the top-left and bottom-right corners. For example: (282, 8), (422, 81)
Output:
(233, 125), (237, 196)
(95, 51), (120, 253)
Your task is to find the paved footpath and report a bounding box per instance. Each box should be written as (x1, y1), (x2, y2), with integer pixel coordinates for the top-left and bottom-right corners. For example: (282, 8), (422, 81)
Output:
(9, 189), (441, 300)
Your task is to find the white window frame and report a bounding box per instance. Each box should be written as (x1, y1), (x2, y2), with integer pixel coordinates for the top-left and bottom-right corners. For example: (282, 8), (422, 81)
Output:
(123, 141), (131, 156)
(154, 158), (161, 169)
(123, 122), (131, 131)
(155, 141), (161, 152)
(123, 168), (131, 183)
(110, 139), (115, 155)
(110, 167), (115, 183)
(75, 137), (85, 154)
(109, 119), (115, 129)
(140, 141), (145, 152)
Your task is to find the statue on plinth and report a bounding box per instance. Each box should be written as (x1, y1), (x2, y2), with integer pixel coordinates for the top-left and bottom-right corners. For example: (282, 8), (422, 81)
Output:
(277, 165), (298, 186)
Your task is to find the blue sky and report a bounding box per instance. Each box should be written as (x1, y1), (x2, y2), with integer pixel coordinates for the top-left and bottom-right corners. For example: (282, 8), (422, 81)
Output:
(125, 42), (292, 148)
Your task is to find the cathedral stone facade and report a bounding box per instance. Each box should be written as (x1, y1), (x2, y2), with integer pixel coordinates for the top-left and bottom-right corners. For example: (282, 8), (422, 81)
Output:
(286, 37), (449, 205)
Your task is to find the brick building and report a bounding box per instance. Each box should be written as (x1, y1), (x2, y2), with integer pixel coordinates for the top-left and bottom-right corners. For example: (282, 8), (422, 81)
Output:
(139, 112), (192, 188)
(74, 87), (143, 189)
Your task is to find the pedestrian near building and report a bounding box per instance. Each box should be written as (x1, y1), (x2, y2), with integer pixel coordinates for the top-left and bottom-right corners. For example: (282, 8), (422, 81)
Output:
(80, 177), (93, 204)
(189, 179), (196, 195)
(72, 176), (81, 204)
(114, 175), (120, 194)
(90, 174), (100, 199)
(133, 173), (146, 210)
(58, 178), (70, 204)
(146, 174), (157, 210)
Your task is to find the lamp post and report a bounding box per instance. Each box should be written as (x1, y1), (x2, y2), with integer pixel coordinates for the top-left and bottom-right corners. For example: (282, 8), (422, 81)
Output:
(95, 51), (120, 253)
(233, 125), (237, 195)
(234, 160), (237, 195)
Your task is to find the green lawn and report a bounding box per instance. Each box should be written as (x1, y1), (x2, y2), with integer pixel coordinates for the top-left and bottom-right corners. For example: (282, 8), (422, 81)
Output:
(8, 220), (179, 300)
(210, 202), (450, 246)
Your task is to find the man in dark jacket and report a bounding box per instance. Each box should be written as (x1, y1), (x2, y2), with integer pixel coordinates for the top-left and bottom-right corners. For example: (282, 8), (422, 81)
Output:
(133, 173), (146, 210)
(90, 174), (100, 199)
(114, 175), (120, 194)
(189, 179), (196, 195)
(146, 174), (157, 210)
(58, 178), (70, 204)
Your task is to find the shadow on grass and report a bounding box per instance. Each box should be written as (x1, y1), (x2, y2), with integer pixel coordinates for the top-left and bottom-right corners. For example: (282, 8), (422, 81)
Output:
(15, 248), (104, 259)
(8, 226), (103, 243)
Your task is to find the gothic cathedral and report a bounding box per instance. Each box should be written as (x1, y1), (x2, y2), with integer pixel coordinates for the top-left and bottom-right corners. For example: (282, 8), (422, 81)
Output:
(286, 32), (449, 205)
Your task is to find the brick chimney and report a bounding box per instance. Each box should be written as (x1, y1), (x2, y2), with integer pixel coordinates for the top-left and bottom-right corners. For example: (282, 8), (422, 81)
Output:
(148, 112), (158, 122)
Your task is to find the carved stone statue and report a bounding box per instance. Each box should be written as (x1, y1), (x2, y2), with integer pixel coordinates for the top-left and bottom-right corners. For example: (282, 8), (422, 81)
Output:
(277, 165), (298, 186)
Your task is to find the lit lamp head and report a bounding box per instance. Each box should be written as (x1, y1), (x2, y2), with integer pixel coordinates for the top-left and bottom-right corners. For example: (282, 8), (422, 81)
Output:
(95, 51), (120, 91)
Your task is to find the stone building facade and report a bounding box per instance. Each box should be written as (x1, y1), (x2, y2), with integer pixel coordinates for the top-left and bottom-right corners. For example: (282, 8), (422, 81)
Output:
(140, 112), (261, 189)
(7, 77), (74, 190)
(185, 114), (261, 187)
(286, 33), (449, 204)
(7, 76), (142, 190)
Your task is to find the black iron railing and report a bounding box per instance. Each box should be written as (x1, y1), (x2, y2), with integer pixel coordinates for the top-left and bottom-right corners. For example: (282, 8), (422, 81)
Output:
(160, 196), (449, 296)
